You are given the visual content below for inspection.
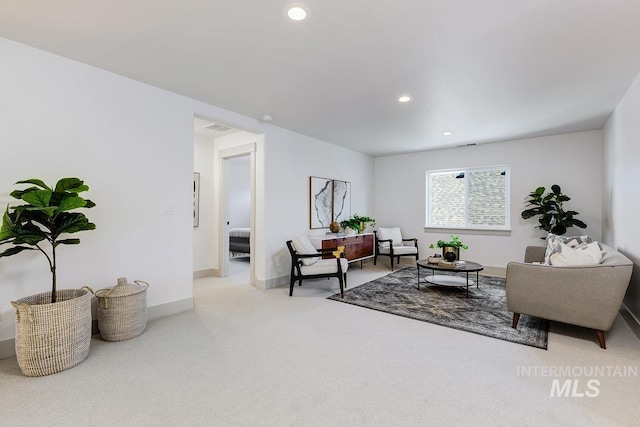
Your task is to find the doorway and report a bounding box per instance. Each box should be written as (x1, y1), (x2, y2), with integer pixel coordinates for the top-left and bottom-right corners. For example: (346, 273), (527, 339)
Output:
(193, 116), (259, 286)
(218, 143), (256, 284)
(226, 154), (251, 276)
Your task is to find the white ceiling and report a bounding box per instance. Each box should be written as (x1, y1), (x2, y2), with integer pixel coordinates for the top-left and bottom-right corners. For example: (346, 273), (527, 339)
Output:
(2, 0), (639, 156)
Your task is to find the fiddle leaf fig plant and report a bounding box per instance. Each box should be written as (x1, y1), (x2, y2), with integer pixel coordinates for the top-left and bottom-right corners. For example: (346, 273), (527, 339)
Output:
(521, 184), (586, 236)
(0, 178), (96, 303)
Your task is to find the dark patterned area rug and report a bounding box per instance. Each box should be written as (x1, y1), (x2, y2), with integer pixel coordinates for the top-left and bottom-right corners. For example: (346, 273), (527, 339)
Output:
(327, 267), (548, 349)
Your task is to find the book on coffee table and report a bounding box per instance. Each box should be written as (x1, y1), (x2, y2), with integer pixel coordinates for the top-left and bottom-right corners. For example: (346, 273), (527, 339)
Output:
(438, 260), (467, 268)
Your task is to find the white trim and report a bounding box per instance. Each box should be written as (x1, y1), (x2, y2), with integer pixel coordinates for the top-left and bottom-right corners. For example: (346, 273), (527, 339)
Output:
(424, 227), (511, 236)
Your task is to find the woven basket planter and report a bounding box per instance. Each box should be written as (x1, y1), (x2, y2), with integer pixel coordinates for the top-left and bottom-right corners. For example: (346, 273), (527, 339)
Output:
(95, 278), (148, 342)
(11, 287), (93, 377)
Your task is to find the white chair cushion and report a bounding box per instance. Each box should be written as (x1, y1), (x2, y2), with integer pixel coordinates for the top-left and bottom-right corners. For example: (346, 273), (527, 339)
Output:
(300, 258), (349, 275)
(292, 235), (319, 266)
(377, 227), (403, 248)
(379, 245), (418, 255)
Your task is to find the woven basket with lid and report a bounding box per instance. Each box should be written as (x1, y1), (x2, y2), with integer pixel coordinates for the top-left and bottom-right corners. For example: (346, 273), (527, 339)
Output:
(95, 277), (148, 342)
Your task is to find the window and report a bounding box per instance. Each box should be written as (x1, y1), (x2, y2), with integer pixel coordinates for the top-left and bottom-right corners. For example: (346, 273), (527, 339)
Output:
(426, 165), (510, 230)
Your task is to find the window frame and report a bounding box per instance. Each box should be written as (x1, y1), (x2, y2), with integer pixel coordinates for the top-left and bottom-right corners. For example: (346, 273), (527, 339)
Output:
(425, 164), (511, 232)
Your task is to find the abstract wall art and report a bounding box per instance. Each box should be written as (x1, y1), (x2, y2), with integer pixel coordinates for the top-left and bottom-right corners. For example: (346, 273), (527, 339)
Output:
(309, 177), (351, 229)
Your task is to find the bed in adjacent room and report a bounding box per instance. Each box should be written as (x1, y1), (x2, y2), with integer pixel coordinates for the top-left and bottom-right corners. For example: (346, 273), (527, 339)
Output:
(229, 227), (250, 256)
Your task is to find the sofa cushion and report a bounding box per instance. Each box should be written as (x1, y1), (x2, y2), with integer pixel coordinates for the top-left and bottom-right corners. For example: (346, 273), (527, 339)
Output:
(543, 233), (591, 265)
(549, 241), (603, 266)
(292, 235), (320, 266)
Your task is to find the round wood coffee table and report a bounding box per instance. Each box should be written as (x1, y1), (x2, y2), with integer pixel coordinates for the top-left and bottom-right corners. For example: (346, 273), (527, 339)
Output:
(416, 259), (484, 298)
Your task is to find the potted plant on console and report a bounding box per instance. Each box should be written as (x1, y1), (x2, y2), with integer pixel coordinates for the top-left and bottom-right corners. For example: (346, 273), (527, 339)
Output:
(0, 177), (96, 376)
(339, 214), (376, 235)
(429, 235), (468, 262)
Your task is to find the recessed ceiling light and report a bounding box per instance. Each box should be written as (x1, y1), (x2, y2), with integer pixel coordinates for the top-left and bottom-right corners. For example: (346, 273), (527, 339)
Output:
(398, 95), (412, 103)
(442, 131), (454, 136)
(287, 6), (308, 21)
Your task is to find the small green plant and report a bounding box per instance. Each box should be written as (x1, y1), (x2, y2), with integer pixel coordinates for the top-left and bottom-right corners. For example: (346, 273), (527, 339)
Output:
(0, 178), (96, 303)
(339, 214), (376, 233)
(521, 184), (586, 236)
(429, 235), (468, 250)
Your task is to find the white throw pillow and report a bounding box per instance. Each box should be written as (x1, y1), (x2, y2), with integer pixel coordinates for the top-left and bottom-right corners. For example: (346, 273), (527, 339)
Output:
(543, 233), (591, 265)
(549, 241), (602, 266)
(292, 235), (319, 266)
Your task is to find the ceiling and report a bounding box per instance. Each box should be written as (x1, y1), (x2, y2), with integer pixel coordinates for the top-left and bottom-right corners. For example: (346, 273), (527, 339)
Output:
(1, 0), (639, 157)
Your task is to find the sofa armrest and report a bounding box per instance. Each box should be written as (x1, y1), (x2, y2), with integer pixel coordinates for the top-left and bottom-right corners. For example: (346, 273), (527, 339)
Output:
(524, 246), (546, 263)
(506, 261), (632, 331)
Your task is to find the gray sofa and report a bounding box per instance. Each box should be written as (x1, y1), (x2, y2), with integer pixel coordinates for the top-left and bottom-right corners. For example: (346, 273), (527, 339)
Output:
(506, 243), (633, 349)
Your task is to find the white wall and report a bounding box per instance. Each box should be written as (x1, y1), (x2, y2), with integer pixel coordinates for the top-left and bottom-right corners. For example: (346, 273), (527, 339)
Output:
(263, 125), (375, 286)
(603, 71), (640, 321)
(0, 37), (265, 346)
(374, 131), (603, 268)
(193, 133), (215, 272)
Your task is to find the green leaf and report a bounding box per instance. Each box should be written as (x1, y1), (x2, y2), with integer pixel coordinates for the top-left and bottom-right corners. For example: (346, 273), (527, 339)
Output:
(55, 178), (88, 193)
(10, 187), (41, 200)
(550, 223), (567, 235)
(83, 199), (96, 209)
(56, 196), (87, 213)
(534, 187), (545, 196)
(53, 213), (96, 238)
(571, 219), (587, 229)
(10, 222), (48, 245)
(21, 189), (52, 209)
(15, 179), (51, 190)
(25, 206), (57, 216)
(54, 238), (81, 246)
(2, 206), (13, 231)
(551, 184), (561, 195)
(521, 208), (542, 219)
(0, 246), (35, 257)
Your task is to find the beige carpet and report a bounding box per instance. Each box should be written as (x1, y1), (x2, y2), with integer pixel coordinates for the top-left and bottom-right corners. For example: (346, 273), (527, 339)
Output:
(1, 261), (639, 426)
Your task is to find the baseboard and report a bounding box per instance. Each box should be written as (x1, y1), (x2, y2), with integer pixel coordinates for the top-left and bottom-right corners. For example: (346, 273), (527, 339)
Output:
(621, 303), (640, 341)
(147, 297), (194, 321)
(0, 337), (15, 360)
(255, 275), (289, 290)
(193, 268), (218, 279)
(0, 297), (194, 360)
(480, 266), (507, 279)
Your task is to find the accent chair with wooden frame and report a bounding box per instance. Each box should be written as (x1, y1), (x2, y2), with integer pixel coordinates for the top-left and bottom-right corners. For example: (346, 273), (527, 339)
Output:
(374, 227), (419, 271)
(286, 236), (348, 298)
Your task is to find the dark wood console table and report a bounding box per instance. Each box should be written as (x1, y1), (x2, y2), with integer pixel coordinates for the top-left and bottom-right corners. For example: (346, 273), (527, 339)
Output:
(309, 233), (374, 268)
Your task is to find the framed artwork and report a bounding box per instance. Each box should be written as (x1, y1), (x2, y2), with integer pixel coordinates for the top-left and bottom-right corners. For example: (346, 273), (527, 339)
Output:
(193, 172), (200, 227)
(310, 177), (333, 229)
(309, 177), (351, 229)
(332, 180), (351, 224)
